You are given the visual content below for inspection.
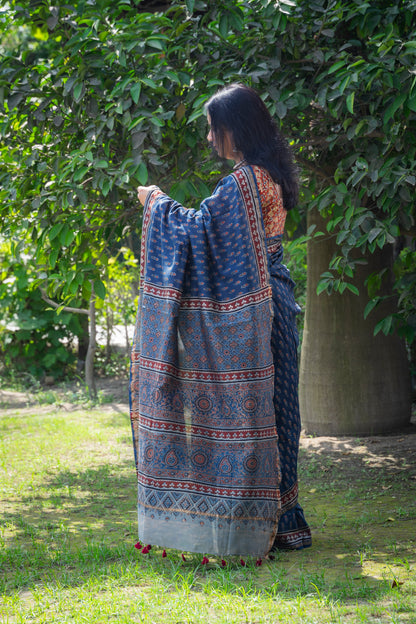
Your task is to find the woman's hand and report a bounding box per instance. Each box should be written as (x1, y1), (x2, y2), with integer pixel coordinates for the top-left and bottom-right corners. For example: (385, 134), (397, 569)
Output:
(137, 185), (158, 206)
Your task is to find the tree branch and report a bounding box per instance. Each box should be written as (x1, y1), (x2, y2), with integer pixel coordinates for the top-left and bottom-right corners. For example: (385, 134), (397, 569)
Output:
(295, 155), (334, 182)
(40, 288), (89, 315)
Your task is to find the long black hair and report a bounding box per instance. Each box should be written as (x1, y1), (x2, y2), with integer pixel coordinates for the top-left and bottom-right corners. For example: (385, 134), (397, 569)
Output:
(205, 83), (299, 211)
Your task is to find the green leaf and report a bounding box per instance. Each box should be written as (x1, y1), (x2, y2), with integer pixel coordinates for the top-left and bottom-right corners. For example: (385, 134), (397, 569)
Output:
(383, 93), (407, 125)
(49, 247), (59, 269)
(364, 298), (379, 319)
(368, 227), (382, 243)
(279, 1), (296, 14)
(165, 70), (181, 84)
(101, 177), (111, 197)
(73, 166), (89, 182)
(49, 223), (63, 241)
(94, 278), (106, 300)
(276, 101), (287, 119)
(130, 83), (141, 104)
(8, 92), (25, 110)
(63, 228), (75, 247)
(345, 283), (359, 296)
(150, 117), (164, 127)
(141, 78), (158, 88)
(316, 280), (330, 295)
(82, 280), (92, 299)
(219, 15), (229, 38)
(128, 116), (145, 131)
(185, 0), (195, 14)
(73, 81), (84, 103)
(147, 38), (165, 51)
(344, 265), (354, 278)
(136, 162), (148, 185)
(59, 225), (70, 245)
(346, 92), (355, 114)
(327, 60), (346, 75)
(345, 204), (354, 222)
(63, 75), (77, 96)
(339, 75), (351, 94)
(374, 315), (394, 336)
(407, 94), (416, 112)
(187, 108), (205, 123)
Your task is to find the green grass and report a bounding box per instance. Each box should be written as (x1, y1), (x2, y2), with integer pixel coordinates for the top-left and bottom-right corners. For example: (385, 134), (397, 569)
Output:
(1, 397), (415, 623)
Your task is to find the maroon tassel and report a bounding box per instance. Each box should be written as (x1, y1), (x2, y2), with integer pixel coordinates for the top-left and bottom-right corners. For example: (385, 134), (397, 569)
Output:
(181, 553), (186, 562)
(162, 550), (167, 558)
(201, 556), (209, 565)
(240, 559), (246, 567)
(268, 554), (275, 561)
(221, 559), (227, 567)
(256, 558), (262, 567)
(141, 545), (150, 554)
(134, 542), (142, 550)
(147, 545), (152, 550)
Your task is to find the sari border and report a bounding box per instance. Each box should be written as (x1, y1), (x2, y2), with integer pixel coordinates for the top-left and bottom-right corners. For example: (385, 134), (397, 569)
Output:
(231, 166), (269, 291)
(132, 355), (274, 382)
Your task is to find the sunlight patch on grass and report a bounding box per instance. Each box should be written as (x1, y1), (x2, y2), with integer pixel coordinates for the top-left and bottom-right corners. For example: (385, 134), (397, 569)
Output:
(1, 405), (415, 624)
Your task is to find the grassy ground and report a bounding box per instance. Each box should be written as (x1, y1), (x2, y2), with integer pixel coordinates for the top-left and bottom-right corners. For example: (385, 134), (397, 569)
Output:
(0, 381), (415, 623)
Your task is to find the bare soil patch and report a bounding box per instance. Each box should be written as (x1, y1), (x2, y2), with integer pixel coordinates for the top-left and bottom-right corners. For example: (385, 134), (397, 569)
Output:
(300, 424), (416, 475)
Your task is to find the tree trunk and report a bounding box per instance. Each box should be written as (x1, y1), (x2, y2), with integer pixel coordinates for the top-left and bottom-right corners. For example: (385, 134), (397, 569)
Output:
(77, 312), (89, 372)
(124, 322), (131, 354)
(85, 285), (97, 399)
(299, 209), (411, 435)
(105, 307), (112, 358)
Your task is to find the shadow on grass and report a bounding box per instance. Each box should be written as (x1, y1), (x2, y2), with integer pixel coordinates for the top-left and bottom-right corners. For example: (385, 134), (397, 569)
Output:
(2, 437), (415, 608)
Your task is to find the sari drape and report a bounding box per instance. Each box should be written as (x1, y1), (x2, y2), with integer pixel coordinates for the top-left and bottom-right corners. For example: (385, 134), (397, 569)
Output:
(268, 247), (312, 550)
(130, 167), (281, 557)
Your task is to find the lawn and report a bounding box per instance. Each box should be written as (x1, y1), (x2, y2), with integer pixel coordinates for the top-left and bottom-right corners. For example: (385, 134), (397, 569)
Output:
(1, 382), (415, 623)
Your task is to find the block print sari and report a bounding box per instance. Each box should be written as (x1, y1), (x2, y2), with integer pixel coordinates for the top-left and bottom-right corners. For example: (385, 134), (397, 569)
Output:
(130, 165), (310, 557)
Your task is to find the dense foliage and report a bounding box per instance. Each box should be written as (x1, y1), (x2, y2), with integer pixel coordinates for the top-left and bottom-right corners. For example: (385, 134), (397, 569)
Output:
(0, 240), (81, 378)
(0, 0), (415, 378)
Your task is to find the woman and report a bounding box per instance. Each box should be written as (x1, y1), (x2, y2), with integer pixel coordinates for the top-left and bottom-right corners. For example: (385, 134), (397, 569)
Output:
(130, 83), (311, 559)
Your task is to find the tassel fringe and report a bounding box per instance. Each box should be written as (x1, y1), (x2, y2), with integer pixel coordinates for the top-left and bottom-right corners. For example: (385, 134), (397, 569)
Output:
(134, 543), (267, 568)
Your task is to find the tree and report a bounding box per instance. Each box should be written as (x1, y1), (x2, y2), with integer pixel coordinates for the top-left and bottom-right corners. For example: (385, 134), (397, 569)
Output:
(0, 0), (252, 389)
(299, 210), (411, 434)
(283, 0), (415, 433)
(98, 246), (140, 355)
(0, 0), (190, 391)
(0, 236), (81, 379)
(0, 0), (414, 430)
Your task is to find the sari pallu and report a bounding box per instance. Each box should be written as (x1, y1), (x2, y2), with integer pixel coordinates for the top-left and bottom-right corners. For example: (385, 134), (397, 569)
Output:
(130, 167), (280, 557)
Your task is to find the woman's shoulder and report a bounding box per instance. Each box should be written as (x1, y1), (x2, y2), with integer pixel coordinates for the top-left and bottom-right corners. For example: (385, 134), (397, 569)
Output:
(211, 171), (241, 198)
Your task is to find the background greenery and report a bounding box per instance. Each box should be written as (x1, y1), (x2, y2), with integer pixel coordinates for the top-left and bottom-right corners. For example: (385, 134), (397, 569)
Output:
(0, 0), (415, 385)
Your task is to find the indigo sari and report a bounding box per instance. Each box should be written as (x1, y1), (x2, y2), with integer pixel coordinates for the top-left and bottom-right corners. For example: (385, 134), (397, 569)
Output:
(130, 165), (311, 557)
(130, 167), (280, 557)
